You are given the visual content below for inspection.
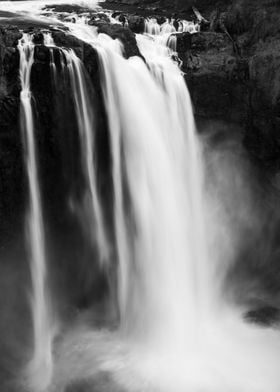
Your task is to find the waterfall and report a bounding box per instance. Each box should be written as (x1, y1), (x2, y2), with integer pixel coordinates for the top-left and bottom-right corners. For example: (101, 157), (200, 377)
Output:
(144, 17), (161, 35)
(63, 48), (110, 265)
(160, 19), (176, 34)
(178, 20), (200, 33)
(43, 30), (110, 267)
(143, 16), (200, 52)
(160, 34), (177, 51)
(54, 24), (280, 392)
(18, 33), (54, 391)
(144, 17), (200, 36)
(44, 32), (57, 82)
(94, 38), (132, 323)
(9, 6), (280, 392)
(67, 25), (207, 349)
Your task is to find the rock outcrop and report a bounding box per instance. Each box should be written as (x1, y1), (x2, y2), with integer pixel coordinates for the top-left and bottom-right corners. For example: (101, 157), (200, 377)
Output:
(178, 31), (248, 124)
(88, 22), (142, 58)
(166, 0), (280, 171)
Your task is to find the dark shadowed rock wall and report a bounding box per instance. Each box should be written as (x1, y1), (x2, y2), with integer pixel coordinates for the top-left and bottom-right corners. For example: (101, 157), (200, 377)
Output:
(169, 0), (280, 171)
(0, 27), (24, 246)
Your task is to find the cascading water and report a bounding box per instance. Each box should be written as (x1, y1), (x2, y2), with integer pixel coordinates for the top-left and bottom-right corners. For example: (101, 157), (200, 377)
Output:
(44, 32), (57, 81)
(5, 3), (280, 392)
(144, 18), (177, 51)
(18, 33), (54, 391)
(144, 17), (161, 35)
(144, 17), (196, 35)
(63, 47), (110, 265)
(143, 16), (200, 51)
(90, 33), (207, 349)
(43, 31), (110, 266)
(52, 22), (280, 392)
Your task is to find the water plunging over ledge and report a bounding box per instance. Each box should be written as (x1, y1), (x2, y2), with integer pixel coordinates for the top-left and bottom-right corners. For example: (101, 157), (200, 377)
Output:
(3, 2), (280, 392)
(18, 33), (55, 391)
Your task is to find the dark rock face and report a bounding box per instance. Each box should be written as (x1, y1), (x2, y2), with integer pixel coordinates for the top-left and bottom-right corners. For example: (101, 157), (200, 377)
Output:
(162, 0), (280, 172)
(178, 31), (249, 123)
(244, 42), (280, 171)
(103, 0), (232, 17)
(245, 306), (280, 326)
(0, 27), (25, 247)
(89, 22), (142, 58)
(103, 0), (275, 19)
(126, 14), (145, 33)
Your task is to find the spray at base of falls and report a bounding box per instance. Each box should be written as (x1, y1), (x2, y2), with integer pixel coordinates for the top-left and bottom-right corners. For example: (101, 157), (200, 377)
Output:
(18, 33), (55, 391)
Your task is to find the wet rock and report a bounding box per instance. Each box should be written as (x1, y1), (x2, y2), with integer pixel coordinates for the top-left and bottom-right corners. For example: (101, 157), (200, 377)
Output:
(178, 1), (280, 172)
(245, 306), (280, 326)
(178, 30), (249, 123)
(0, 27), (25, 246)
(176, 32), (191, 53)
(33, 31), (44, 45)
(249, 46), (280, 113)
(34, 45), (50, 62)
(88, 12), (111, 24)
(93, 22), (141, 58)
(98, 12), (112, 23)
(52, 31), (82, 51)
(127, 14), (145, 33)
(0, 27), (21, 127)
(190, 31), (229, 52)
(0, 28), (22, 49)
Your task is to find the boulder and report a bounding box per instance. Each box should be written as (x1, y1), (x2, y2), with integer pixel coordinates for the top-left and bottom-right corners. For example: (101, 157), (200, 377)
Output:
(92, 22), (141, 58)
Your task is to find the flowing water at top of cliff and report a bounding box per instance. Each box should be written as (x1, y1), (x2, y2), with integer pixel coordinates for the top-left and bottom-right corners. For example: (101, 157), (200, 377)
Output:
(1, 2), (280, 392)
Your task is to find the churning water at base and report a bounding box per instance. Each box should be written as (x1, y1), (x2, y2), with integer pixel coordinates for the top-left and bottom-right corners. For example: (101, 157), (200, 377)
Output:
(11, 6), (280, 392)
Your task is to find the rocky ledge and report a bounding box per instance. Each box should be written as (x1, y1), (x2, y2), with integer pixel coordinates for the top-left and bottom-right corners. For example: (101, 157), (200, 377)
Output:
(178, 0), (280, 171)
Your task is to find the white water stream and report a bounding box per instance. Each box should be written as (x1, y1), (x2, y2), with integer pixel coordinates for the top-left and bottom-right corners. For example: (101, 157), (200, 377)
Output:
(18, 33), (55, 391)
(10, 3), (280, 392)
